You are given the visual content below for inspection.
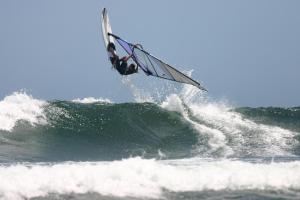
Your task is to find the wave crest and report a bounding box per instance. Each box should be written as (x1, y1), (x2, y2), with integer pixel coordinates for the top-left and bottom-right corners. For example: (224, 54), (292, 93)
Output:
(0, 92), (47, 132)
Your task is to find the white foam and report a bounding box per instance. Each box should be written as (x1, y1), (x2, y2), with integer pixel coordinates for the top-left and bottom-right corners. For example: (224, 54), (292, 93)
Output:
(160, 85), (298, 156)
(0, 157), (300, 199)
(189, 101), (297, 156)
(72, 97), (112, 104)
(108, 72), (297, 156)
(0, 92), (47, 132)
(161, 94), (185, 113)
(161, 93), (232, 156)
(121, 77), (155, 103)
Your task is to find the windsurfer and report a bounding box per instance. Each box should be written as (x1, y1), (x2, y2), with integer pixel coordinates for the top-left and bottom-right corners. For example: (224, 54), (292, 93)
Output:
(107, 42), (138, 75)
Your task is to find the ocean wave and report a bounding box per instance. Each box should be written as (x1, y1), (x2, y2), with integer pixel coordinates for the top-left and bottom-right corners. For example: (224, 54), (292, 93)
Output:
(0, 88), (299, 160)
(0, 157), (300, 200)
(72, 97), (112, 104)
(0, 92), (47, 132)
(161, 85), (299, 157)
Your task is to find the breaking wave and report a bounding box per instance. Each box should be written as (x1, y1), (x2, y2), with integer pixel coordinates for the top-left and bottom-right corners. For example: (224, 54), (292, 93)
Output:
(0, 92), (47, 132)
(1, 157), (300, 200)
(0, 85), (300, 199)
(0, 89), (299, 162)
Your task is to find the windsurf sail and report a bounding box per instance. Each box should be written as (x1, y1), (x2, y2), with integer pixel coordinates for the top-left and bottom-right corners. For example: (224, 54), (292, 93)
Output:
(108, 33), (207, 91)
(101, 8), (117, 68)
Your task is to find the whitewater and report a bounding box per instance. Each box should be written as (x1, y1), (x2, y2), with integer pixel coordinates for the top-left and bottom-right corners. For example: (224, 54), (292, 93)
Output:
(0, 82), (300, 200)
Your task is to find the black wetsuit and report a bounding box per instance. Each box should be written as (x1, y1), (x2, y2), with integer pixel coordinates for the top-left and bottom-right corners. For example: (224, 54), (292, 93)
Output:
(115, 58), (127, 74)
(115, 58), (137, 75)
(107, 42), (137, 75)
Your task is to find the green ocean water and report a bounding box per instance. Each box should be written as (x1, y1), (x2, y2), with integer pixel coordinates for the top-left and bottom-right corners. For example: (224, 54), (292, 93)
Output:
(0, 91), (299, 200)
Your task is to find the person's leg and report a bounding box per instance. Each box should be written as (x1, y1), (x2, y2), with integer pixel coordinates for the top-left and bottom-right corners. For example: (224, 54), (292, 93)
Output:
(118, 60), (127, 75)
(124, 67), (135, 75)
(124, 64), (138, 75)
(131, 64), (138, 73)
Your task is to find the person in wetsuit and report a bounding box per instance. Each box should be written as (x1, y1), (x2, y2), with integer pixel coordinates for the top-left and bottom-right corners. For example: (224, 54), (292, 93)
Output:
(107, 42), (138, 75)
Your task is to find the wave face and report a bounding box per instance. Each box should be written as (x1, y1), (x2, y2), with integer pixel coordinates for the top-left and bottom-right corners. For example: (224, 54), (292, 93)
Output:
(0, 87), (300, 199)
(235, 107), (300, 132)
(0, 90), (299, 162)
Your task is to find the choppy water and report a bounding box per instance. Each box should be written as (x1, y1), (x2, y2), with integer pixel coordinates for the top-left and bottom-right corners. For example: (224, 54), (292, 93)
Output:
(0, 83), (299, 200)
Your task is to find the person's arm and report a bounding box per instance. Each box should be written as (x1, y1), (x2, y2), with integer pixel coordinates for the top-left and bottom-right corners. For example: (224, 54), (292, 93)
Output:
(108, 46), (118, 58)
(111, 51), (117, 57)
(121, 43), (144, 62)
(122, 43), (142, 61)
(122, 53), (134, 62)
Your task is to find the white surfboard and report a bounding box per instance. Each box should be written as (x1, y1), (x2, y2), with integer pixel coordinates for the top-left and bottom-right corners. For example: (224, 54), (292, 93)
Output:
(101, 8), (116, 66)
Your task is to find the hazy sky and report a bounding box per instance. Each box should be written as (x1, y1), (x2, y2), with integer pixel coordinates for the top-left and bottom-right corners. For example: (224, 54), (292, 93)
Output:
(0, 0), (299, 107)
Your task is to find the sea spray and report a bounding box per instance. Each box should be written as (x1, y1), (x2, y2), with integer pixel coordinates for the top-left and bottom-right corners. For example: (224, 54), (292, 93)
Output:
(0, 92), (47, 132)
(0, 90), (300, 200)
(1, 158), (300, 199)
(121, 79), (299, 157)
(161, 85), (298, 157)
(72, 97), (112, 104)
